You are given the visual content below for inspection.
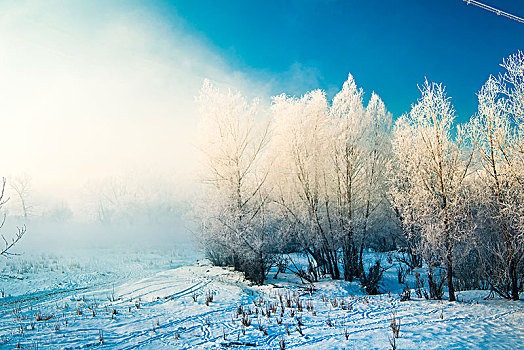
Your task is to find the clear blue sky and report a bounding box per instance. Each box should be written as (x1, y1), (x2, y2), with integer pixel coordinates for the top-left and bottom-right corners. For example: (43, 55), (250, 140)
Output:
(150, 0), (524, 122)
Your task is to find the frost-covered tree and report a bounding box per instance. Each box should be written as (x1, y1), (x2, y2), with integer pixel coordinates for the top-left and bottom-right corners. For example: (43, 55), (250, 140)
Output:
(468, 51), (524, 300)
(269, 75), (393, 283)
(387, 117), (424, 271)
(0, 178), (26, 257)
(196, 80), (272, 284)
(327, 75), (393, 281)
(357, 92), (392, 275)
(270, 89), (340, 280)
(390, 81), (473, 301)
(328, 75), (367, 281)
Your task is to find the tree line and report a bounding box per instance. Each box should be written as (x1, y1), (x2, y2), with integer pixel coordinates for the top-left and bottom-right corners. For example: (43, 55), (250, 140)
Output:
(195, 51), (524, 301)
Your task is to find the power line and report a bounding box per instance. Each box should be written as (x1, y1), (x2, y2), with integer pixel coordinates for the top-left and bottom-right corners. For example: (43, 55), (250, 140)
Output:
(463, 0), (524, 24)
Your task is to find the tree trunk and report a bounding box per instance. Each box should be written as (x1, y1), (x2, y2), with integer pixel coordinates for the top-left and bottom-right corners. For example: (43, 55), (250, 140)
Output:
(343, 239), (354, 282)
(358, 242), (364, 279)
(304, 248), (319, 282)
(510, 258), (520, 301)
(332, 250), (340, 280)
(233, 252), (241, 271)
(358, 197), (371, 279)
(428, 266), (437, 299)
(324, 248), (340, 280)
(445, 232), (456, 302)
(322, 247), (335, 279)
(255, 252), (265, 285)
(446, 252), (456, 301)
(358, 202), (369, 278)
(343, 245), (351, 281)
(344, 242), (359, 281)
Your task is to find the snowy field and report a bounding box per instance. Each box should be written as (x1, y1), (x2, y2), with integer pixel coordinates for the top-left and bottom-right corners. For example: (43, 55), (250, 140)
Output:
(0, 248), (522, 349)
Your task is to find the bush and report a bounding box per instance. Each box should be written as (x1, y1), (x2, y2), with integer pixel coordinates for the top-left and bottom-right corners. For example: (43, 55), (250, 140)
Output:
(362, 260), (385, 295)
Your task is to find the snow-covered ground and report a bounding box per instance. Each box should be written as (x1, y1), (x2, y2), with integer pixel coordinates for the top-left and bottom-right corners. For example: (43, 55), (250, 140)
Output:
(0, 249), (522, 349)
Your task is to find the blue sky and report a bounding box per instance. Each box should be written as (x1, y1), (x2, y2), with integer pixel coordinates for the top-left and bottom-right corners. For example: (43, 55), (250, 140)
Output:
(152, 0), (524, 122)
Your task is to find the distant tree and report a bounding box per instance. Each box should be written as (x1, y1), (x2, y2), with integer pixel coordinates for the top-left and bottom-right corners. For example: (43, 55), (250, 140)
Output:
(10, 174), (32, 220)
(86, 177), (127, 224)
(44, 201), (74, 222)
(85, 171), (185, 231)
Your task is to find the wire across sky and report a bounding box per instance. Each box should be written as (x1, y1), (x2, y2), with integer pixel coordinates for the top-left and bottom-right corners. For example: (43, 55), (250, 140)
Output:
(464, 0), (524, 24)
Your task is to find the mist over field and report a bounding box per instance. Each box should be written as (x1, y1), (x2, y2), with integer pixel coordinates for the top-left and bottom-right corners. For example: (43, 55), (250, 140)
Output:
(0, 0), (273, 248)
